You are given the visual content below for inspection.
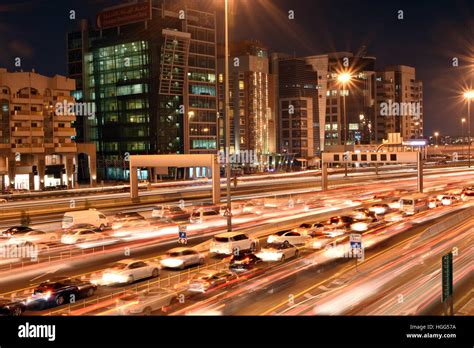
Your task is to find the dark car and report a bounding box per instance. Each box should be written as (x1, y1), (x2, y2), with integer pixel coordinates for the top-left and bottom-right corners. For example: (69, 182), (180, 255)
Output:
(229, 252), (262, 273)
(27, 277), (97, 309)
(1, 226), (35, 237)
(0, 298), (26, 316)
(326, 216), (354, 228)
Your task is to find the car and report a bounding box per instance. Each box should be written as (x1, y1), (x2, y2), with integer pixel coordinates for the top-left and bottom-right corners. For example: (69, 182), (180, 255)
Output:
(60, 228), (104, 244)
(292, 222), (325, 236)
(326, 216), (355, 228)
(0, 198), (7, 204)
(1, 226), (35, 237)
(256, 241), (299, 262)
(160, 248), (205, 270)
(0, 298), (26, 316)
(152, 205), (190, 222)
(229, 252), (262, 273)
(388, 198), (401, 209)
(101, 259), (160, 285)
(115, 288), (178, 315)
(8, 230), (60, 245)
(240, 202), (265, 215)
(306, 234), (338, 250)
(384, 211), (405, 222)
(186, 269), (238, 293)
(428, 197), (441, 209)
(62, 209), (109, 230)
(440, 195), (460, 206)
(267, 230), (310, 245)
(26, 277), (97, 309)
(209, 232), (258, 255)
(351, 208), (377, 220)
(189, 208), (222, 224)
(111, 212), (146, 230)
(461, 186), (474, 200)
(368, 204), (391, 215)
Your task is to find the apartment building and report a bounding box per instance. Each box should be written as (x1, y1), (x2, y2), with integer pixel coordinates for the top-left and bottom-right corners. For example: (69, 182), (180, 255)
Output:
(0, 68), (87, 191)
(376, 65), (423, 140)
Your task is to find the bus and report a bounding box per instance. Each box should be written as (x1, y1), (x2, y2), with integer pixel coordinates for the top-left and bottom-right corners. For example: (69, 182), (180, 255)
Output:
(399, 194), (429, 215)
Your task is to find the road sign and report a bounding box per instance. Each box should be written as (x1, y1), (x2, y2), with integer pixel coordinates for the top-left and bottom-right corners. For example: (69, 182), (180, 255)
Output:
(350, 241), (362, 249)
(442, 252), (453, 303)
(350, 234), (362, 243)
(178, 225), (187, 244)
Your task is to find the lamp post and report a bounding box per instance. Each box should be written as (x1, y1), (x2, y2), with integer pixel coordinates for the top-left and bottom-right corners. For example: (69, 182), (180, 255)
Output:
(224, 0), (232, 231)
(464, 90), (474, 168)
(434, 132), (439, 146)
(461, 117), (466, 159)
(338, 72), (351, 177)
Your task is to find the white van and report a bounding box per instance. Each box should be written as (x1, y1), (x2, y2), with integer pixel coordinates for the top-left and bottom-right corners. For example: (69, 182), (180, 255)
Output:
(209, 232), (258, 255)
(399, 194), (429, 215)
(62, 209), (109, 230)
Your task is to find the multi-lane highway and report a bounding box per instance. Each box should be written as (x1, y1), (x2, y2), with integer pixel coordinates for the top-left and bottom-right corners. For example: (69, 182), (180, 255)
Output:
(0, 166), (473, 317)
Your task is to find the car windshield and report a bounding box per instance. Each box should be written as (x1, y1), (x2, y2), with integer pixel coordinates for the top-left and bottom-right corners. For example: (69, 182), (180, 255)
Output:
(63, 216), (73, 223)
(214, 237), (229, 243)
(111, 263), (128, 270)
(167, 251), (183, 257)
(192, 212), (201, 217)
(120, 293), (140, 301)
(266, 243), (285, 249)
(193, 272), (213, 280)
(401, 199), (414, 205)
(275, 230), (291, 236)
(299, 223), (312, 228)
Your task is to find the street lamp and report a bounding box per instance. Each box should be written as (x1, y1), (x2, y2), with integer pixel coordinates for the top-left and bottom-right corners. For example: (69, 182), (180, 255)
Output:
(461, 117), (466, 158)
(463, 90), (474, 168)
(434, 132), (439, 146)
(224, 0), (232, 231)
(337, 72), (352, 177)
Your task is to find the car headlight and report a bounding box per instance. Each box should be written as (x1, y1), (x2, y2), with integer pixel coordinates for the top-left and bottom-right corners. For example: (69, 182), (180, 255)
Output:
(103, 273), (127, 283)
(267, 236), (276, 243)
(161, 258), (184, 268)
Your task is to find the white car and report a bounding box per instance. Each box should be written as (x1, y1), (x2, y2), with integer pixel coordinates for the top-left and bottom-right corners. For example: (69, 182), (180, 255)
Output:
(256, 241), (299, 262)
(160, 248), (205, 270)
(8, 230), (59, 245)
(116, 288), (177, 315)
(369, 204), (391, 215)
(186, 269), (238, 293)
(267, 230), (310, 245)
(306, 235), (337, 250)
(440, 195), (460, 206)
(190, 209), (222, 224)
(60, 228), (104, 244)
(209, 232), (258, 255)
(101, 259), (160, 285)
(292, 222), (325, 236)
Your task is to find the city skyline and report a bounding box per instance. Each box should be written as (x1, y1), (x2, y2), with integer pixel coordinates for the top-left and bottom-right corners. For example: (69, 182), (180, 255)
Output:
(0, 0), (473, 136)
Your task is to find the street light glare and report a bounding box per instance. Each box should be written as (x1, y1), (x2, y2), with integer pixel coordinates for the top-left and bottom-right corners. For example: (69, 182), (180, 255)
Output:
(464, 90), (474, 100)
(338, 72), (352, 84)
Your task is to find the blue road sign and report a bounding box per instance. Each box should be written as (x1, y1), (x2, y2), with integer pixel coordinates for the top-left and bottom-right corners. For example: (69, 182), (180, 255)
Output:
(350, 241), (362, 249)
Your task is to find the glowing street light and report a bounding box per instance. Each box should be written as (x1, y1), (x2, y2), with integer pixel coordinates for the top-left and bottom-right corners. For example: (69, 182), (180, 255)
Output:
(337, 72), (352, 177)
(463, 89), (474, 168)
(434, 131), (439, 146)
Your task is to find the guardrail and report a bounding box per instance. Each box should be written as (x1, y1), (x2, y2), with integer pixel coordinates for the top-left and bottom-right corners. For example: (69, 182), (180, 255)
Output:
(43, 259), (229, 316)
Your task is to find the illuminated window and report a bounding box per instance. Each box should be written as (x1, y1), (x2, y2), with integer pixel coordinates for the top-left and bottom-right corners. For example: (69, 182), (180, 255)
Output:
(219, 74), (223, 83)
(239, 81), (245, 90)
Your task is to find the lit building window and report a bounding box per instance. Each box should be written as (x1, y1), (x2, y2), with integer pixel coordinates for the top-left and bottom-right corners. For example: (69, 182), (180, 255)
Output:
(239, 80), (245, 90)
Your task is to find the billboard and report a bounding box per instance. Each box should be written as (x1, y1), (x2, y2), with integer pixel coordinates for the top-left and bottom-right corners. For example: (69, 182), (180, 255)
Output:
(96, 1), (152, 29)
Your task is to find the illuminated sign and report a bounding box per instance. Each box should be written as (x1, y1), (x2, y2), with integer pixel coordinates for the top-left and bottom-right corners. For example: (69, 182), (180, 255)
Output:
(96, 1), (152, 29)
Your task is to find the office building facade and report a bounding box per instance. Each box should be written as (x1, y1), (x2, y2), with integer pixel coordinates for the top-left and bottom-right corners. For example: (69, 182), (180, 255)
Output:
(67, 0), (218, 180)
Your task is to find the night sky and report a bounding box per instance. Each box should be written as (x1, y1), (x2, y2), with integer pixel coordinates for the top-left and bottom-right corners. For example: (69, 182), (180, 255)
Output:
(0, 0), (473, 136)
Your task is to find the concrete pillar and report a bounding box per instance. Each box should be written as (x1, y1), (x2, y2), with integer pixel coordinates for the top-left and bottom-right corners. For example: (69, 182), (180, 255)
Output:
(89, 155), (97, 187)
(8, 159), (15, 189)
(28, 172), (34, 191)
(417, 151), (423, 193)
(38, 158), (45, 190)
(130, 165), (138, 199)
(65, 156), (74, 189)
(211, 155), (221, 204)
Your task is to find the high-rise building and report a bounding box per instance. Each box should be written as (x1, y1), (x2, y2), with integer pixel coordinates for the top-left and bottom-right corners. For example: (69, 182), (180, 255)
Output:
(217, 40), (275, 158)
(309, 52), (377, 147)
(277, 58), (319, 159)
(67, 0), (218, 180)
(376, 65), (423, 140)
(0, 68), (94, 191)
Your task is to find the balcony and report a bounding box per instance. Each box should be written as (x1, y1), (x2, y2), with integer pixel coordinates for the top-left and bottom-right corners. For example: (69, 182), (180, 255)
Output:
(10, 110), (43, 121)
(11, 127), (31, 137)
(54, 143), (77, 153)
(54, 128), (76, 137)
(54, 114), (75, 122)
(11, 144), (45, 153)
